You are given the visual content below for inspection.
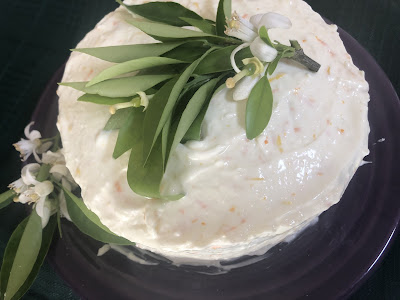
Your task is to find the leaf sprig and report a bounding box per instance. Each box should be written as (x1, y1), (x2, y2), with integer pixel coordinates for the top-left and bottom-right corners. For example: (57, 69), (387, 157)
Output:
(62, 0), (320, 200)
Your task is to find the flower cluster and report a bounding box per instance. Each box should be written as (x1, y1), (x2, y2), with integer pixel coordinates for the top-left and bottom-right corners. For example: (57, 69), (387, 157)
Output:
(224, 12), (292, 101)
(8, 123), (76, 227)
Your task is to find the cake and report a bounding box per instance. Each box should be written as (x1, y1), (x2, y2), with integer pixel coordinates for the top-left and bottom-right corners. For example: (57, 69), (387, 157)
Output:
(57, 0), (370, 262)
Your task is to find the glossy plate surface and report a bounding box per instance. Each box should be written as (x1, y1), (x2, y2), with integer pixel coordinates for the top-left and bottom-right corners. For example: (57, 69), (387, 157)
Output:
(32, 27), (400, 300)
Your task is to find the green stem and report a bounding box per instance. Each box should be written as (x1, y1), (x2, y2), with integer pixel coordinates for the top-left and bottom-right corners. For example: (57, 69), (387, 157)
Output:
(289, 40), (321, 72)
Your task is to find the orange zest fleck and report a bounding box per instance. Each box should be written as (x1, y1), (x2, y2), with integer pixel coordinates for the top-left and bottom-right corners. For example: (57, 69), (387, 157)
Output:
(114, 182), (122, 193)
(201, 222), (206, 226)
(294, 127), (301, 133)
(327, 67), (331, 75)
(192, 219), (198, 223)
(264, 138), (269, 145)
(229, 206), (236, 212)
(315, 35), (327, 46)
(269, 73), (286, 82)
(317, 172), (324, 176)
(339, 129), (345, 134)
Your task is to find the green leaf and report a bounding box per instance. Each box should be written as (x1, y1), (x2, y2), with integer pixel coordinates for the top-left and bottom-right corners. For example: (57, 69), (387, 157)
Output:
(216, 0), (231, 36)
(87, 57), (184, 86)
(104, 107), (134, 131)
(259, 26), (274, 48)
(63, 188), (133, 245)
(126, 19), (238, 45)
(246, 76), (274, 139)
(72, 42), (184, 63)
(118, 0), (203, 27)
(161, 114), (172, 169)
(126, 19), (213, 39)
(180, 17), (216, 35)
(0, 211), (42, 300)
(195, 45), (252, 74)
(113, 108), (143, 159)
(168, 78), (219, 162)
(162, 44), (206, 63)
(60, 74), (174, 98)
(267, 52), (283, 75)
(0, 190), (15, 210)
(127, 134), (164, 199)
(78, 93), (131, 105)
(143, 48), (215, 162)
(183, 82), (227, 141)
(10, 216), (56, 300)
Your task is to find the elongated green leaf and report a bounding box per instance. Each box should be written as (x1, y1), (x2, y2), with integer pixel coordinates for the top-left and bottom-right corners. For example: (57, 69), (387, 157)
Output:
(11, 216), (56, 300)
(0, 211), (42, 300)
(118, 0), (203, 27)
(246, 76), (273, 139)
(168, 78), (219, 162)
(63, 188), (133, 245)
(104, 107), (134, 131)
(72, 42), (184, 63)
(161, 114), (172, 169)
(180, 17), (216, 35)
(113, 108), (143, 159)
(267, 52), (283, 75)
(0, 190), (15, 210)
(143, 48), (215, 161)
(127, 134), (164, 199)
(195, 45), (252, 74)
(183, 80), (227, 141)
(216, 0), (231, 36)
(60, 74), (174, 97)
(126, 19), (214, 39)
(87, 57), (184, 86)
(78, 93), (131, 105)
(162, 43), (208, 62)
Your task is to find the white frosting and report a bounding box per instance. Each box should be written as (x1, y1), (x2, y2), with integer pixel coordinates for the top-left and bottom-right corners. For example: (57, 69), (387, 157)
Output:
(57, 0), (370, 262)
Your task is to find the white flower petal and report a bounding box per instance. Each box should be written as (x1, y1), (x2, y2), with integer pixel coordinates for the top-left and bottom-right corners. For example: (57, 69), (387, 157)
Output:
(34, 181), (54, 197)
(21, 163), (40, 186)
(9, 178), (28, 194)
(42, 150), (65, 165)
(28, 130), (42, 141)
(252, 12), (292, 30)
(59, 191), (72, 221)
(24, 122), (35, 138)
(36, 197), (51, 228)
(250, 37), (278, 62)
(50, 164), (69, 177)
(233, 76), (261, 101)
(17, 193), (32, 204)
(225, 12), (258, 42)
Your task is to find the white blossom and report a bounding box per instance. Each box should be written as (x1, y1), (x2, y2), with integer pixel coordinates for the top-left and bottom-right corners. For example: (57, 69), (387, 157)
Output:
(34, 181), (55, 228)
(13, 122), (52, 162)
(8, 178), (28, 194)
(225, 12), (258, 42)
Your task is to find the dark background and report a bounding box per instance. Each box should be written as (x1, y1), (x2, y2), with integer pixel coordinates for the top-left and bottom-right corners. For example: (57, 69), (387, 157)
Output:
(0, 0), (399, 299)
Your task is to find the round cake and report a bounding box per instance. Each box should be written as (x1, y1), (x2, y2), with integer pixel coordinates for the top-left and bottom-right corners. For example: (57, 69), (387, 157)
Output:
(57, 0), (370, 262)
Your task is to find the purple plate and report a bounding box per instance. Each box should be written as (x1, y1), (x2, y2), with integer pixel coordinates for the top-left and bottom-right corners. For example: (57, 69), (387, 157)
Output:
(32, 26), (400, 300)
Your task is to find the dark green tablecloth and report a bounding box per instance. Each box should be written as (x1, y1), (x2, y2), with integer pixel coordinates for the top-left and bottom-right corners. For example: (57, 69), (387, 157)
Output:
(0, 0), (399, 299)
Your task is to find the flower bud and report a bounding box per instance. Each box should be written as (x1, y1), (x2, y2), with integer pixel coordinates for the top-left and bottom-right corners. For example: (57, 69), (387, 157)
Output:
(233, 76), (260, 101)
(250, 37), (278, 62)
